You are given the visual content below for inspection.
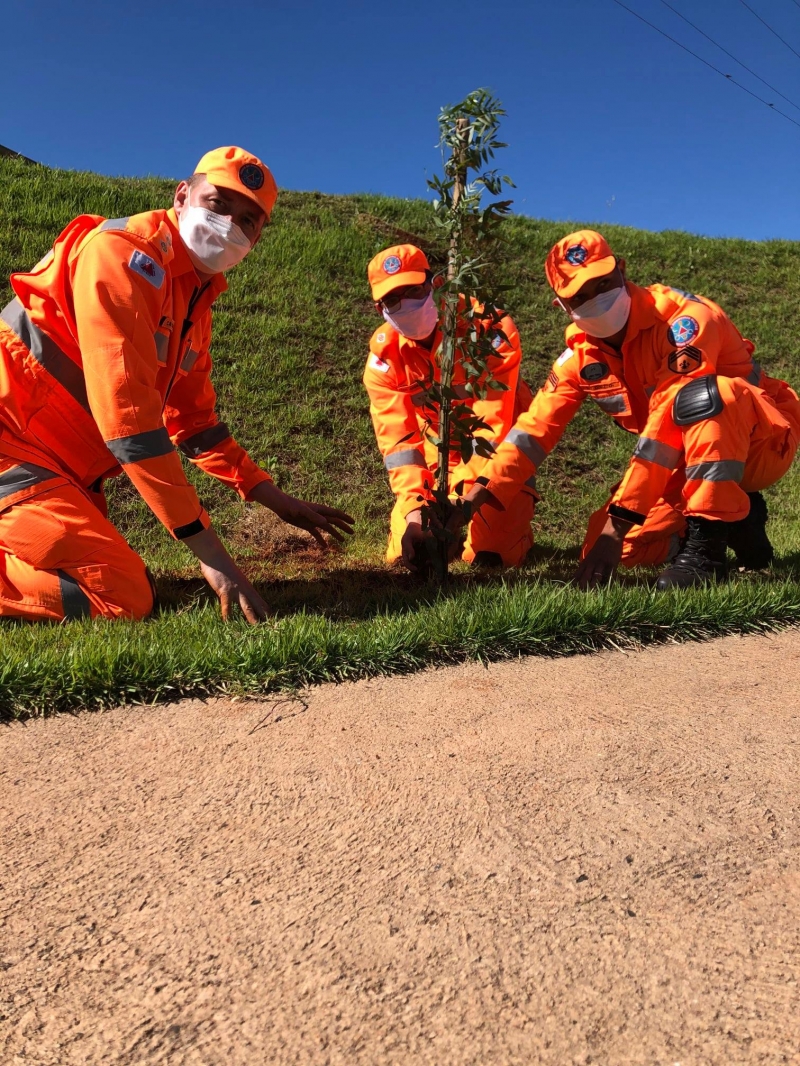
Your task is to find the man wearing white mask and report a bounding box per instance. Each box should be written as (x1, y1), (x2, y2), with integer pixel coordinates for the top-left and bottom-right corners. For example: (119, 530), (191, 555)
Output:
(451, 229), (800, 589)
(363, 244), (536, 571)
(0, 146), (353, 623)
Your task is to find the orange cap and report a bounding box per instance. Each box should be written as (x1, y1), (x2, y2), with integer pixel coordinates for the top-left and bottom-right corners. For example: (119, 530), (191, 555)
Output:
(545, 230), (617, 299)
(368, 244), (430, 301)
(193, 146), (278, 220)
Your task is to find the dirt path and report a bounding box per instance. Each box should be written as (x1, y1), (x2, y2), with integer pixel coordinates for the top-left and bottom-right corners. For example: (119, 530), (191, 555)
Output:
(2, 630), (800, 1066)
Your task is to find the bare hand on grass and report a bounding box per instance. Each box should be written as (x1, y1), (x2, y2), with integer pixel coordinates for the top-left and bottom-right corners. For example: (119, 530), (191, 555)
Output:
(573, 515), (630, 590)
(184, 525), (270, 623)
(200, 559), (270, 623)
(250, 483), (355, 550)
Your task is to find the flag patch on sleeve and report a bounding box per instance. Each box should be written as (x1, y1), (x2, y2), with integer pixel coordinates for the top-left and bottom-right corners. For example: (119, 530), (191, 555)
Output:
(369, 352), (390, 373)
(128, 250), (165, 289)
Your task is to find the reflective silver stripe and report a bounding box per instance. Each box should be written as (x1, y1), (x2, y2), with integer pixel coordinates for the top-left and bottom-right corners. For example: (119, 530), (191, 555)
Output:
(644, 386), (655, 398)
(105, 426), (174, 464)
(58, 570), (91, 620)
(634, 436), (682, 469)
(179, 423), (232, 458)
(505, 428), (546, 468)
(747, 361), (762, 386)
(99, 216), (131, 232)
(385, 448), (426, 470)
(154, 331), (169, 364)
(0, 462), (59, 500)
(180, 348), (200, 373)
(592, 393), (627, 414)
(685, 460), (745, 482)
(525, 474), (538, 490)
(0, 298), (90, 411)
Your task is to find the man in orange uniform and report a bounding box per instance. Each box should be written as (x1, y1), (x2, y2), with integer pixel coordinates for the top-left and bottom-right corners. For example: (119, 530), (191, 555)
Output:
(0, 146), (353, 622)
(364, 244), (536, 570)
(456, 229), (800, 588)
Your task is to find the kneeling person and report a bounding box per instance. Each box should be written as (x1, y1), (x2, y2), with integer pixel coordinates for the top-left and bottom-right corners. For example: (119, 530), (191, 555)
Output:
(457, 229), (800, 588)
(0, 146), (353, 623)
(364, 244), (536, 570)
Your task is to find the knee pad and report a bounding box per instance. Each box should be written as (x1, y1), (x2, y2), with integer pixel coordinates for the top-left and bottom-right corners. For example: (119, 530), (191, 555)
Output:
(673, 375), (723, 426)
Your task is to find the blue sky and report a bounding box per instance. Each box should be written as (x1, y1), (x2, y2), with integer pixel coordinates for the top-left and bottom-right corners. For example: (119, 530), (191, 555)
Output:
(4, 0), (800, 240)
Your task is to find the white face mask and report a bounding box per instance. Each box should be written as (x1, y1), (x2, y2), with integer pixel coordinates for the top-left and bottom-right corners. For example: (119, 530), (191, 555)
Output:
(178, 198), (252, 274)
(562, 283), (631, 338)
(382, 293), (439, 340)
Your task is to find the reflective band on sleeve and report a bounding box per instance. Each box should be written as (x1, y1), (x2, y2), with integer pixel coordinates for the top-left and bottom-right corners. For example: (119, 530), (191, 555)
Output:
(154, 331), (169, 364)
(179, 423), (232, 458)
(384, 448), (426, 470)
(633, 436), (683, 469)
(99, 217), (131, 232)
(505, 428), (547, 468)
(0, 462), (59, 500)
(0, 298), (90, 411)
(685, 460), (745, 482)
(57, 570), (91, 620)
(105, 426), (174, 464)
(180, 348), (200, 373)
(592, 394), (627, 414)
(746, 361), (762, 385)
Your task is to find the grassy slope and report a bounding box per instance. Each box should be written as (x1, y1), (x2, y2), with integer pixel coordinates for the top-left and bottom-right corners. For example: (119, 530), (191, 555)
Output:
(1, 156), (799, 715)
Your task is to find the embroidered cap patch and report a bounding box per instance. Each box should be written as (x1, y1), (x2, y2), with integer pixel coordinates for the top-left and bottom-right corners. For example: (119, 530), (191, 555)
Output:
(239, 163), (265, 190)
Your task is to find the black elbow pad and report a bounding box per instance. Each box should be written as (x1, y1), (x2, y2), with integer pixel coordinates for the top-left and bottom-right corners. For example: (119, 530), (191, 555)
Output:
(673, 375), (723, 426)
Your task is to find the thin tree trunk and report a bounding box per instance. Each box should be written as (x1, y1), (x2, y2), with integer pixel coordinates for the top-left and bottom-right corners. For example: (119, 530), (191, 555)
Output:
(435, 118), (469, 581)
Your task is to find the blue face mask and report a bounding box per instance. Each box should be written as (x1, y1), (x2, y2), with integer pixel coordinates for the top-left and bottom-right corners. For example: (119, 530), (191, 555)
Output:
(383, 294), (439, 340)
(562, 284), (631, 338)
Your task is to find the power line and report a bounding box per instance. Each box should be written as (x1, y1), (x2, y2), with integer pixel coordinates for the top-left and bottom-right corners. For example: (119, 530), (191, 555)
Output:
(739, 0), (800, 63)
(609, 0), (800, 131)
(658, 0), (800, 114)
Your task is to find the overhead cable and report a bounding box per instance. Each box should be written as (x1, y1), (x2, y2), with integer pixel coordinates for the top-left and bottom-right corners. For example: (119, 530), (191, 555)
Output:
(658, 0), (800, 113)
(609, 0), (800, 131)
(739, 0), (800, 62)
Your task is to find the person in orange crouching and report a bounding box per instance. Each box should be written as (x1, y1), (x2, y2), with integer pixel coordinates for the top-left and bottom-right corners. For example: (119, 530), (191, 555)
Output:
(0, 146), (353, 622)
(364, 244), (536, 571)
(451, 229), (800, 589)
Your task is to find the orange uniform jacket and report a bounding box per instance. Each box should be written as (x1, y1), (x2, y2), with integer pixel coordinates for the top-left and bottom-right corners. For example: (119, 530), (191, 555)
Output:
(363, 307), (526, 518)
(0, 209), (271, 538)
(482, 282), (797, 522)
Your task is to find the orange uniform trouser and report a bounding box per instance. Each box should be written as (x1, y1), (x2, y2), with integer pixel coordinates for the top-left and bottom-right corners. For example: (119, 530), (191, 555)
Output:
(387, 483), (536, 568)
(0, 455), (154, 622)
(582, 375), (800, 567)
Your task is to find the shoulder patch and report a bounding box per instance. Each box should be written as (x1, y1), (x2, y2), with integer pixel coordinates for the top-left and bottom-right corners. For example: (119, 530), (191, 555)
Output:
(669, 345), (702, 375)
(128, 250), (165, 289)
(669, 315), (700, 348)
(369, 352), (390, 373)
(580, 361), (609, 383)
(556, 347), (573, 367)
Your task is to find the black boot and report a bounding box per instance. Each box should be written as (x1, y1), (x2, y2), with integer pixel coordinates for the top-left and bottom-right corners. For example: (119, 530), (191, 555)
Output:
(656, 516), (729, 589)
(726, 491), (774, 569)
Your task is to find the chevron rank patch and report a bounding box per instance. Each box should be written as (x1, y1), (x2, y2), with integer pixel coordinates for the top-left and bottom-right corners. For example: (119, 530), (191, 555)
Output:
(669, 345), (702, 375)
(128, 250), (165, 289)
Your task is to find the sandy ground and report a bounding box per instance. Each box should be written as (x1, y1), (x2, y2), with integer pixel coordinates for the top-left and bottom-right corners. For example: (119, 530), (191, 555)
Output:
(2, 630), (800, 1066)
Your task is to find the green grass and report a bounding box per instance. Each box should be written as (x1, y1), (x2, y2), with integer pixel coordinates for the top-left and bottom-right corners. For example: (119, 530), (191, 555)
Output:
(1, 156), (799, 717)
